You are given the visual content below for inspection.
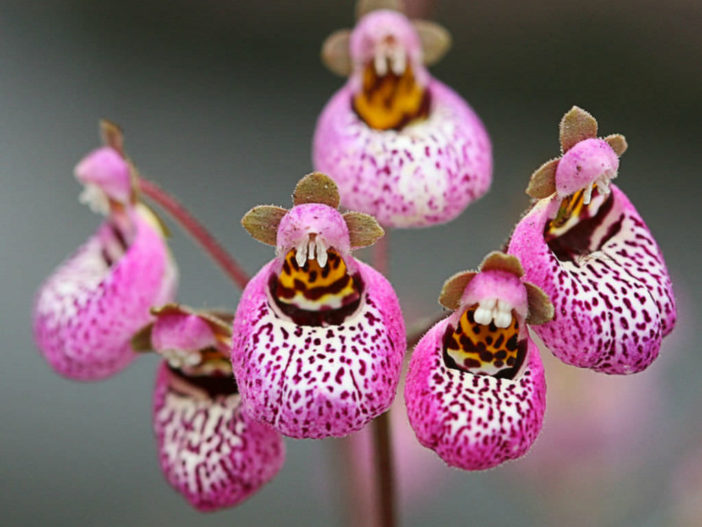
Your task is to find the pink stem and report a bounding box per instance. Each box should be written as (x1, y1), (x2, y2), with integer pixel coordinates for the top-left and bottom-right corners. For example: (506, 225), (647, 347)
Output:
(138, 178), (250, 290)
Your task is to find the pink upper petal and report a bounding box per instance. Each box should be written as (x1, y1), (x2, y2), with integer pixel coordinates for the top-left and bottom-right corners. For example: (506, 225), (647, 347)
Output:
(349, 10), (426, 86)
(153, 363), (285, 511)
(313, 79), (492, 228)
(555, 138), (619, 198)
(231, 258), (406, 439)
(74, 146), (132, 204)
(33, 207), (175, 380)
(508, 185), (676, 374)
(405, 319), (546, 470)
(152, 313), (216, 354)
(276, 203), (352, 262)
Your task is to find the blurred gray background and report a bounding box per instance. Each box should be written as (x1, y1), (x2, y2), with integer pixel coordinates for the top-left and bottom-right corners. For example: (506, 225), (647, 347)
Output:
(1, 1), (700, 526)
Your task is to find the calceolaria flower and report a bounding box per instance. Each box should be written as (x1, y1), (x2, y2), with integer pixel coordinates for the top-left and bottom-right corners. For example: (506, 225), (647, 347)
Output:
(313, 0), (492, 228)
(136, 305), (285, 511)
(405, 252), (553, 470)
(33, 122), (177, 380)
(233, 173), (406, 438)
(508, 107), (676, 374)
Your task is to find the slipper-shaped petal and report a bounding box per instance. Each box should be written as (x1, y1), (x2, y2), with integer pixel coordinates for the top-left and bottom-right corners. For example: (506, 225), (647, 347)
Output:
(314, 7), (491, 228)
(33, 207), (176, 380)
(153, 363), (285, 511)
(232, 257), (405, 438)
(509, 107), (675, 374)
(508, 185), (675, 374)
(405, 252), (551, 469)
(405, 320), (546, 470)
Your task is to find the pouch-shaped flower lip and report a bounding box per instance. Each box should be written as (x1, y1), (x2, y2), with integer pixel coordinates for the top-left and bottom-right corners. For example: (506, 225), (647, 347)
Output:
(313, 0), (492, 228)
(33, 122), (177, 381)
(405, 252), (552, 470)
(233, 173), (406, 439)
(33, 204), (174, 380)
(144, 305), (285, 511)
(510, 107), (676, 374)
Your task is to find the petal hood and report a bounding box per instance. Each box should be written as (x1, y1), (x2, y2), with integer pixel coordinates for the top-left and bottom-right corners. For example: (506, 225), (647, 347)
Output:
(405, 319), (546, 470)
(231, 257), (405, 438)
(509, 186), (675, 373)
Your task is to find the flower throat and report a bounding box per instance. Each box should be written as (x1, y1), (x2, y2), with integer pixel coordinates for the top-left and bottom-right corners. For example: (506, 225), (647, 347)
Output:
(270, 248), (362, 326)
(442, 305), (526, 380)
(353, 63), (431, 131)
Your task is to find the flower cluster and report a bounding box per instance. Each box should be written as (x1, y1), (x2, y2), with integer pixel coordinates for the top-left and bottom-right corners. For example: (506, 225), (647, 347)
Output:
(32, 0), (676, 516)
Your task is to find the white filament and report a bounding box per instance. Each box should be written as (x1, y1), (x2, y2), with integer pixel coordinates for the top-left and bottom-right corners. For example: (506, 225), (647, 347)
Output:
(473, 298), (513, 329)
(315, 237), (328, 268)
(294, 235), (330, 268)
(79, 184), (110, 216)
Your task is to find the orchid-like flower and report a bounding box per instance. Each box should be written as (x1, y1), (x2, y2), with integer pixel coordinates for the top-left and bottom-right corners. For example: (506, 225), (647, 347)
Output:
(233, 172), (406, 438)
(33, 122), (177, 381)
(135, 305), (285, 511)
(508, 107), (676, 374)
(405, 251), (554, 470)
(313, 0), (492, 228)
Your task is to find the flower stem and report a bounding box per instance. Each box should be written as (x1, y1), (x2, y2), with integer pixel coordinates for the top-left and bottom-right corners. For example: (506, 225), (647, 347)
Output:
(372, 411), (396, 527)
(371, 231), (396, 527)
(138, 178), (250, 290)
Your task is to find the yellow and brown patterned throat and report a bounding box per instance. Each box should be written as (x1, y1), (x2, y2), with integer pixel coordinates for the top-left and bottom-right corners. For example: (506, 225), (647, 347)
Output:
(168, 348), (237, 399)
(352, 63), (430, 131)
(443, 305), (526, 379)
(544, 188), (617, 261)
(270, 248), (363, 326)
(546, 188), (590, 237)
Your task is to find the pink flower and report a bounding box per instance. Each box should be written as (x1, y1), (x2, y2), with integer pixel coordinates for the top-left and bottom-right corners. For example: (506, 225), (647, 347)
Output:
(313, 1), (492, 228)
(405, 252), (553, 470)
(33, 123), (177, 380)
(507, 107), (676, 374)
(232, 173), (406, 438)
(144, 305), (285, 511)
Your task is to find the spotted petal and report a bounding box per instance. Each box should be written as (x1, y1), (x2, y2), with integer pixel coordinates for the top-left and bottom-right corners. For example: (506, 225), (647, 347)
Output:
(405, 319), (546, 470)
(313, 79), (491, 228)
(231, 258), (406, 439)
(33, 207), (177, 380)
(153, 363), (284, 511)
(508, 185), (676, 374)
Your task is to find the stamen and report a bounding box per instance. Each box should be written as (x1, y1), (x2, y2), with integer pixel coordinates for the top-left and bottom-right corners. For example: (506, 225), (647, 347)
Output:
(315, 237), (328, 268)
(473, 298), (495, 326)
(595, 172), (613, 196)
(391, 48), (406, 76)
(308, 237), (316, 261)
(473, 297), (514, 328)
(494, 300), (513, 329)
(163, 348), (203, 369)
(79, 183), (110, 216)
(374, 52), (388, 76)
(582, 183), (594, 206)
(295, 240), (308, 268)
